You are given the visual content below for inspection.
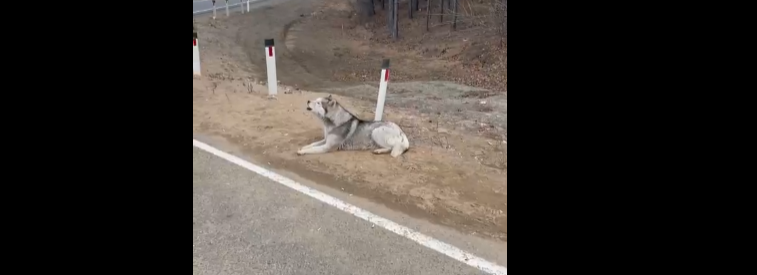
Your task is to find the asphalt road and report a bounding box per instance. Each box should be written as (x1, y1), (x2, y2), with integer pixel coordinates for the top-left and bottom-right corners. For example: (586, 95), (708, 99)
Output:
(193, 0), (259, 15)
(193, 147), (488, 274)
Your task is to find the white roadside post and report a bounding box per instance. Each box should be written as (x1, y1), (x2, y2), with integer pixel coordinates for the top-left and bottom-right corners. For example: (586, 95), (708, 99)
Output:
(247, 0), (250, 12)
(374, 59), (390, 121)
(264, 39), (278, 98)
(240, 0), (244, 14)
(212, 0), (216, 19)
(225, 0), (229, 17)
(193, 32), (201, 76)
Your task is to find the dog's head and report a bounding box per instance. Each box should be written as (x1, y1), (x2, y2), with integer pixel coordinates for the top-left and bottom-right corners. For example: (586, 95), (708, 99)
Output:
(306, 95), (338, 118)
(306, 95), (355, 125)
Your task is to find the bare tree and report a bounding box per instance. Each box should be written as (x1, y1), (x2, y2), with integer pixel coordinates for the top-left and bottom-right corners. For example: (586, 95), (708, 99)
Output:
(387, 0), (393, 33)
(452, 0), (458, 30)
(426, 0), (432, 31)
(439, 0), (444, 22)
(357, 0), (375, 17)
(393, 0), (399, 39)
(491, 0), (507, 40)
(409, 0), (413, 19)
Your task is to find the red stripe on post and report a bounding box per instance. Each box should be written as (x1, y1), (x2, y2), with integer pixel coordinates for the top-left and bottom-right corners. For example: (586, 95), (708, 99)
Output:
(193, 39), (197, 47)
(268, 47), (273, 57)
(384, 69), (390, 82)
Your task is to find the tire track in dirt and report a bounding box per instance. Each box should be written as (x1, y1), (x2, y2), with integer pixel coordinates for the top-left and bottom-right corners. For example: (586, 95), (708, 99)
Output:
(231, 0), (329, 90)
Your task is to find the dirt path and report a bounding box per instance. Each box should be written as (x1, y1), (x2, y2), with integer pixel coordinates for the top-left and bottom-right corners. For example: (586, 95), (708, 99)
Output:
(193, 0), (507, 241)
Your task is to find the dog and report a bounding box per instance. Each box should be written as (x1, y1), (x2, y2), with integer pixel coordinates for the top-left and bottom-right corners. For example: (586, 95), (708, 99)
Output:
(297, 95), (410, 158)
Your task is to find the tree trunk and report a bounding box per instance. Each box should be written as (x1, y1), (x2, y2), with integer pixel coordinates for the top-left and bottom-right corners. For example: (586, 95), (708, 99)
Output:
(439, 0), (444, 22)
(409, 0), (413, 19)
(426, 0), (431, 31)
(452, 0), (458, 30)
(503, 0), (508, 39)
(358, 0), (375, 17)
(393, 0), (399, 39)
(387, 0), (392, 33)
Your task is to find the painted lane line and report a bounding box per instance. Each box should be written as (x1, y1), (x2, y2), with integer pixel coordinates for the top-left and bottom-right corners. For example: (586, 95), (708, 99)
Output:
(192, 139), (507, 275)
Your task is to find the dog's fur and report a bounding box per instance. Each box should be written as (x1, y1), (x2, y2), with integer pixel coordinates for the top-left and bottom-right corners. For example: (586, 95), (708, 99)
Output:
(297, 95), (410, 158)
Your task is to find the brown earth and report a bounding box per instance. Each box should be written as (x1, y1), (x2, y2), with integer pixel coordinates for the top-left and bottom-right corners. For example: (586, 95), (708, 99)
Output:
(285, 0), (507, 92)
(193, 0), (507, 241)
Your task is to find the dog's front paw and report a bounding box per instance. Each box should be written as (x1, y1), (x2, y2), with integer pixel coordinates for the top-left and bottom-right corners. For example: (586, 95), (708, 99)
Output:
(296, 148), (306, 156)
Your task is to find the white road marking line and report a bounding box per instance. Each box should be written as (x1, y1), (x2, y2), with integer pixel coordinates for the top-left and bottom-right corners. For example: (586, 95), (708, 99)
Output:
(193, 139), (507, 275)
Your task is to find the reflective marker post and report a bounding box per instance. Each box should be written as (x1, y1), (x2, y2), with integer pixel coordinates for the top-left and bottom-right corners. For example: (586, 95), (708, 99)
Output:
(374, 59), (390, 121)
(264, 39), (278, 97)
(193, 32), (202, 76)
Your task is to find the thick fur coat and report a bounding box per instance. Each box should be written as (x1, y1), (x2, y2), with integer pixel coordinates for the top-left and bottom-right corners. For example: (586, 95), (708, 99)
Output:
(297, 95), (410, 158)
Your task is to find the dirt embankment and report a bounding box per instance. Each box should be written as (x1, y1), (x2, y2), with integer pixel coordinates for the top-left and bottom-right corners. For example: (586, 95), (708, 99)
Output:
(284, 0), (508, 92)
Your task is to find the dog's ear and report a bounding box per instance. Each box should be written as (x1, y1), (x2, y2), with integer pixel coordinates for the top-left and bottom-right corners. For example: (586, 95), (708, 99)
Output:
(326, 95), (337, 106)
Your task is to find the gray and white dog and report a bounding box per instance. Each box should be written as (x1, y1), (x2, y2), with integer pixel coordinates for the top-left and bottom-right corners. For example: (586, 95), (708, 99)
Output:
(297, 95), (410, 158)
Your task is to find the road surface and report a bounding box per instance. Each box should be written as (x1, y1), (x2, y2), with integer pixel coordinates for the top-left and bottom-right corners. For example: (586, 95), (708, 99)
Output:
(193, 0), (260, 15)
(193, 147), (488, 274)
